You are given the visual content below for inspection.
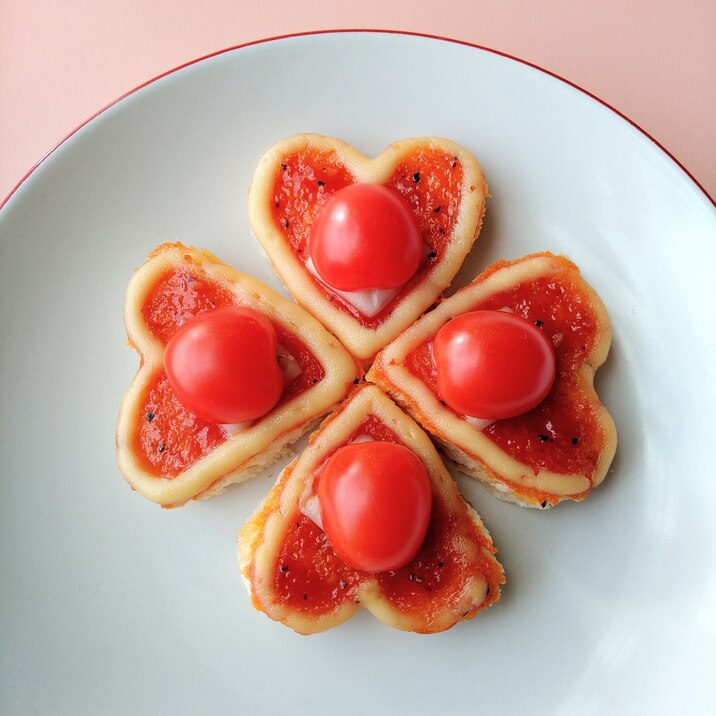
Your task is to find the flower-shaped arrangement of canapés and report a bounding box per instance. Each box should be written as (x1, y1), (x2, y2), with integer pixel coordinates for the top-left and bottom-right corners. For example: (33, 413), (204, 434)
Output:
(239, 385), (505, 634)
(248, 134), (487, 362)
(368, 252), (617, 509)
(116, 134), (617, 636)
(116, 243), (360, 508)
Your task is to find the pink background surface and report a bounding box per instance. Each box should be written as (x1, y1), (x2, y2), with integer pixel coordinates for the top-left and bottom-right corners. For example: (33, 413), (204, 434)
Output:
(2, 1), (715, 202)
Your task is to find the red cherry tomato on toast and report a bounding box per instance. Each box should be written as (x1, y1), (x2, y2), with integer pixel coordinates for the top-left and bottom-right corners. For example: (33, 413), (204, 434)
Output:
(317, 441), (432, 573)
(433, 310), (555, 420)
(310, 183), (422, 291)
(164, 305), (283, 424)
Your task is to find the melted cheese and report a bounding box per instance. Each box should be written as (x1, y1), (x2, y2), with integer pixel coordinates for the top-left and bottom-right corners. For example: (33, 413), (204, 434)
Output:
(305, 257), (400, 317)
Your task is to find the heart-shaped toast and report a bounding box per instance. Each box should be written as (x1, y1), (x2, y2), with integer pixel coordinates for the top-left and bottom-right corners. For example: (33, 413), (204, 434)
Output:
(368, 253), (617, 508)
(248, 134), (487, 362)
(116, 243), (360, 508)
(238, 384), (504, 634)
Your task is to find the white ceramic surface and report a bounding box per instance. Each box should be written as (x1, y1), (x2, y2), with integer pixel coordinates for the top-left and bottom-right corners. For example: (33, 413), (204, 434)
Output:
(1, 32), (715, 716)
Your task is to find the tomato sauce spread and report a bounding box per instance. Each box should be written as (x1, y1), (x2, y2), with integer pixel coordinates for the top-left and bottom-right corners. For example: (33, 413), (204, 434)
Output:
(142, 269), (234, 344)
(274, 516), (363, 613)
(136, 269), (325, 477)
(346, 414), (401, 445)
(406, 273), (605, 478)
(274, 325), (325, 402)
(273, 415), (499, 616)
(137, 372), (227, 477)
(375, 498), (502, 620)
(271, 147), (464, 328)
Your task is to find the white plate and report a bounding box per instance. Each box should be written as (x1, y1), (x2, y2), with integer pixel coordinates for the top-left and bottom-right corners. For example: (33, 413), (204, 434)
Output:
(1, 31), (715, 715)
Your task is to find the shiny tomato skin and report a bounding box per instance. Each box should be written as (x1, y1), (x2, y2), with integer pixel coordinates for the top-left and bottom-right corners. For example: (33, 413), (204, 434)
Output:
(433, 310), (556, 420)
(317, 441), (432, 573)
(164, 305), (283, 424)
(310, 183), (422, 291)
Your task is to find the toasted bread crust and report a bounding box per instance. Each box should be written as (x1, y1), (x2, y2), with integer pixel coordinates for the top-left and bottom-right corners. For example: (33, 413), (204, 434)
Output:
(368, 253), (617, 508)
(248, 134), (487, 361)
(238, 384), (504, 634)
(116, 243), (360, 507)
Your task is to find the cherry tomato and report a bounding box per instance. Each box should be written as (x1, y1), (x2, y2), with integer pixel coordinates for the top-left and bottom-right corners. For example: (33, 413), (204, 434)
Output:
(164, 306), (283, 424)
(433, 310), (556, 420)
(310, 183), (422, 291)
(317, 441), (432, 573)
